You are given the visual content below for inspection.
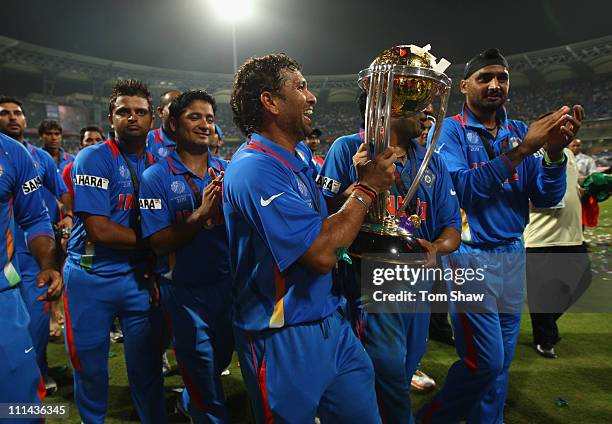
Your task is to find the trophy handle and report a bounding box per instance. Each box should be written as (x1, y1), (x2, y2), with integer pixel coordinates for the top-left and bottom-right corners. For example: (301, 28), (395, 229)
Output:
(394, 80), (452, 220)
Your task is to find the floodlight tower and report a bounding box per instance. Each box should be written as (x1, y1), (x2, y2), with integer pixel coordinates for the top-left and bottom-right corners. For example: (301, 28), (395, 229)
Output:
(212, 0), (254, 72)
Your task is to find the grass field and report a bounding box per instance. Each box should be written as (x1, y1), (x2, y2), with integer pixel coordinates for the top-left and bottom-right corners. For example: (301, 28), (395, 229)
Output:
(45, 199), (612, 423)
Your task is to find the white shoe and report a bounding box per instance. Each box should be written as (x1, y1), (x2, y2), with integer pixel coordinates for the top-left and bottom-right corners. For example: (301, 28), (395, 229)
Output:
(411, 370), (436, 392)
(221, 369), (231, 376)
(162, 351), (172, 376)
(110, 329), (124, 343)
(44, 374), (58, 395)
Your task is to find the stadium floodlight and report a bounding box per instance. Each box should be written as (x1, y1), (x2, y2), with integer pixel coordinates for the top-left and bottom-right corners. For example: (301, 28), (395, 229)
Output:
(212, 0), (254, 21)
(211, 0), (255, 72)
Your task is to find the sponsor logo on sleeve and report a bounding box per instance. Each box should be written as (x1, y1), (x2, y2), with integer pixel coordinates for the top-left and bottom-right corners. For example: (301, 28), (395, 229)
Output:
(22, 176), (42, 194)
(316, 175), (341, 194)
(74, 174), (110, 190)
(139, 198), (162, 210)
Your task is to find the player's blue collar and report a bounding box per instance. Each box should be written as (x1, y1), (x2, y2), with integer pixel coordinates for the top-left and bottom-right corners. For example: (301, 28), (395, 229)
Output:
(394, 139), (426, 166)
(457, 103), (510, 133)
(247, 133), (309, 174)
(155, 127), (176, 147)
(166, 147), (223, 178)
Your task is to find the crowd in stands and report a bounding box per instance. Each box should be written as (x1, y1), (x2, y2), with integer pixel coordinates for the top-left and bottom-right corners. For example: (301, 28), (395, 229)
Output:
(26, 74), (612, 160)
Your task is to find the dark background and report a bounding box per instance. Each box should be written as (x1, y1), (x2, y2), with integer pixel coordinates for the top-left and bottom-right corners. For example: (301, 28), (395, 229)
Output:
(5, 0), (611, 74)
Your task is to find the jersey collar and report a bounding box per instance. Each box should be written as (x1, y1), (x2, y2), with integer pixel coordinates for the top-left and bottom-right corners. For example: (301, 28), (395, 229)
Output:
(156, 127), (176, 147)
(394, 139), (426, 166)
(248, 133), (309, 174)
(166, 148), (223, 178)
(459, 103), (510, 135)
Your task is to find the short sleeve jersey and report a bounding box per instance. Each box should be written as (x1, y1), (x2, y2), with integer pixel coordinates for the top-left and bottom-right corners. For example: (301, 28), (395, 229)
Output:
(430, 104), (566, 246)
(0, 134), (53, 292)
(139, 149), (230, 287)
(14, 141), (67, 253)
(317, 129), (364, 198)
(146, 128), (176, 162)
(67, 139), (156, 276)
(223, 133), (341, 332)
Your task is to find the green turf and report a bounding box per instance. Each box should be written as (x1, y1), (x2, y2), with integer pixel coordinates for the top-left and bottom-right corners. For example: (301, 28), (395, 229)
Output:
(45, 199), (612, 423)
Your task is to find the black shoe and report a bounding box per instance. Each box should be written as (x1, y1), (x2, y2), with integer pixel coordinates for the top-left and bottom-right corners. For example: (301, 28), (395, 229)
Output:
(535, 343), (558, 359)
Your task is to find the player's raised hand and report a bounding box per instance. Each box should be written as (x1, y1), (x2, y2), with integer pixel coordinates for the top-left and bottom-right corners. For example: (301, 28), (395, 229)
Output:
(358, 147), (397, 195)
(545, 105), (585, 155)
(36, 269), (63, 301)
(197, 168), (223, 224)
(353, 142), (368, 177)
(522, 106), (582, 156)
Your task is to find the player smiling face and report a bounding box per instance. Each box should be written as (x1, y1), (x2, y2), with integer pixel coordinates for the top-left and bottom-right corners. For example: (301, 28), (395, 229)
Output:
(171, 99), (215, 152)
(109, 95), (153, 141)
(275, 69), (317, 141)
(461, 64), (510, 113)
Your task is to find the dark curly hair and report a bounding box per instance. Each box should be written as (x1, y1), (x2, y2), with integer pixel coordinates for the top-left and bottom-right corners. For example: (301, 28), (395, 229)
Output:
(169, 90), (217, 129)
(231, 53), (301, 136)
(37, 119), (62, 136)
(108, 79), (152, 115)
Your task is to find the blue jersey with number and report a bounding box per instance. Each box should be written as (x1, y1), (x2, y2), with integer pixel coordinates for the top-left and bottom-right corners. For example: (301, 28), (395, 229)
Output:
(146, 127), (176, 162)
(67, 139), (156, 276)
(317, 129), (364, 198)
(429, 104), (566, 247)
(15, 141), (67, 253)
(0, 134), (53, 292)
(223, 133), (341, 332)
(139, 149), (229, 287)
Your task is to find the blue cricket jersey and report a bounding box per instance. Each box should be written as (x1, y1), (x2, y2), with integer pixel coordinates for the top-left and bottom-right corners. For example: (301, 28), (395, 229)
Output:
(223, 133), (341, 332)
(318, 134), (460, 242)
(295, 141), (321, 176)
(317, 129), (364, 198)
(146, 127), (176, 162)
(15, 141), (67, 251)
(0, 134), (53, 292)
(387, 140), (462, 241)
(67, 139), (156, 276)
(429, 104), (567, 247)
(55, 148), (75, 175)
(139, 149), (230, 287)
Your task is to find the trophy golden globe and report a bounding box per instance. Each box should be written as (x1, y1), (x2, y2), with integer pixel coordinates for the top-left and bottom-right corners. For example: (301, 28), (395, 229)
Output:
(348, 44), (452, 264)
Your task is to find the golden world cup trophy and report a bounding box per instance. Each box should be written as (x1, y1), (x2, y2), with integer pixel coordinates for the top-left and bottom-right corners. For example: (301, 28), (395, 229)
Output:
(349, 44), (452, 264)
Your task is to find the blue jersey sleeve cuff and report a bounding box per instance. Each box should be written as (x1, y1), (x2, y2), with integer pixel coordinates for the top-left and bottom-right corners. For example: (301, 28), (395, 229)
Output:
(25, 225), (55, 245)
(275, 218), (323, 273)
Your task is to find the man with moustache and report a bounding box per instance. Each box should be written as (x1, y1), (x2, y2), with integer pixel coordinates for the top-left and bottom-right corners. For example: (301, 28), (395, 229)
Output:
(39, 119), (74, 174)
(417, 48), (584, 424)
(140, 90), (232, 423)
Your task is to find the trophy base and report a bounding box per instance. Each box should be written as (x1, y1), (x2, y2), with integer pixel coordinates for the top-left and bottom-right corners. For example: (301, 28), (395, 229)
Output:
(348, 219), (426, 265)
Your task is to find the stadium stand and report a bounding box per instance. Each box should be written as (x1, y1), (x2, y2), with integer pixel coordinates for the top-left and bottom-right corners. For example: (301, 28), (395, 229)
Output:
(0, 35), (610, 159)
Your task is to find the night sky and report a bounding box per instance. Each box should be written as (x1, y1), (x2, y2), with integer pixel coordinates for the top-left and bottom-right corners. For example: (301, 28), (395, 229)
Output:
(4, 0), (611, 75)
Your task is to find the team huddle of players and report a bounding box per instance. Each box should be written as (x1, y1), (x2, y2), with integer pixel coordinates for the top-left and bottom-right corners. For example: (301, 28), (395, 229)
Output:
(0, 47), (584, 424)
